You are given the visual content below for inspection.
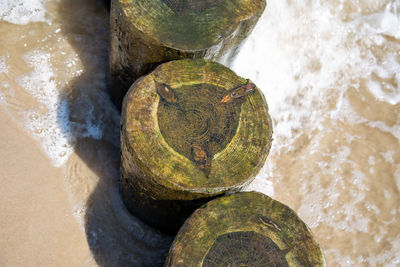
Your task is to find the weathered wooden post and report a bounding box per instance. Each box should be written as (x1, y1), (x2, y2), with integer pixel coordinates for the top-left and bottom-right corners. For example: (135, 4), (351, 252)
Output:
(165, 192), (326, 266)
(120, 59), (273, 233)
(109, 0), (266, 108)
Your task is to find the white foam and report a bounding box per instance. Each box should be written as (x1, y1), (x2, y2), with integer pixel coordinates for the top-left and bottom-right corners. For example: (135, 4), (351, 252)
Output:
(0, 0), (49, 25)
(233, 1), (348, 143)
(325, 249), (357, 266)
(72, 202), (88, 232)
(362, 235), (400, 266)
(232, 0), (400, 145)
(0, 55), (9, 74)
(16, 49), (121, 167)
(368, 155), (376, 165)
(367, 120), (400, 143)
(366, 53), (400, 105)
(381, 150), (395, 163)
(363, 1), (400, 39)
(17, 50), (73, 167)
(231, 2), (400, 244)
(384, 189), (392, 199)
(0, 1), (398, 264)
(366, 79), (400, 105)
(296, 145), (371, 233)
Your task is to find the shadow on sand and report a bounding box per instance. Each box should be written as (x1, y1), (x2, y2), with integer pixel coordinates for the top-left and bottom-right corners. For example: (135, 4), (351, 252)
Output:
(56, 0), (173, 265)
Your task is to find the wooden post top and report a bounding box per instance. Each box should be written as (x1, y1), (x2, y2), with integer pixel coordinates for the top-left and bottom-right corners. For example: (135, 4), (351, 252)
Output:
(121, 59), (272, 199)
(117, 0), (266, 51)
(166, 192), (326, 266)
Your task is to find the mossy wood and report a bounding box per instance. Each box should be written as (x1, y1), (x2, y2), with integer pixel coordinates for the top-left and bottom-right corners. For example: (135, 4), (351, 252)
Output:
(165, 192), (326, 266)
(120, 60), (273, 233)
(109, 0), (266, 108)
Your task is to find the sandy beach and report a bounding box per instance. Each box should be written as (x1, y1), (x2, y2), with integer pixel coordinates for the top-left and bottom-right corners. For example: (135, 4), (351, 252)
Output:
(0, 109), (90, 266)
(1, 0), (400, 266)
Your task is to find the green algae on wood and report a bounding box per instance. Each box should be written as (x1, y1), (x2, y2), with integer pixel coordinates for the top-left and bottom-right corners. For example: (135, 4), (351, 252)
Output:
(109, 0), (266, 109)
(120, 59), (273, 233)
(165, 192), (326, 266)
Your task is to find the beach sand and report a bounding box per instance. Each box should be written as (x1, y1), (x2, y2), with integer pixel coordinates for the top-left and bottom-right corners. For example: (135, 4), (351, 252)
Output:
(1, 0), (400, 266)
(0, 109), (90, 266)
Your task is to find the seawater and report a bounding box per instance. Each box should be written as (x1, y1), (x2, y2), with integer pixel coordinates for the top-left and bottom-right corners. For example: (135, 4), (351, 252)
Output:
(0, 0), (399, 265)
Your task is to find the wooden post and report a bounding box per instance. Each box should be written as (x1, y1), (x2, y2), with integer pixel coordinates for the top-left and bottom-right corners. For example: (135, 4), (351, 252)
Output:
(165, 192), (326, 266)
(120, 59), (273, 233)
(109, 0), (266, 109)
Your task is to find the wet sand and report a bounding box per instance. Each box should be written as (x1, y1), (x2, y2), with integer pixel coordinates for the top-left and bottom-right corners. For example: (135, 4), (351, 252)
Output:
(1, 0), (400, 266)
(0, 109), (90, 266)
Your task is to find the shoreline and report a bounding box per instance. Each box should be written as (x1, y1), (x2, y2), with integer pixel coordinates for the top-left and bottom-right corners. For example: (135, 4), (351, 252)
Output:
(0, 109), (91, 266)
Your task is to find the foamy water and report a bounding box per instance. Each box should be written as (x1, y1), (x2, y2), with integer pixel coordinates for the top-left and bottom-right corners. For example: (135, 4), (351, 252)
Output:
(0, 0), (50, 25)
(1, 0), (400, 266)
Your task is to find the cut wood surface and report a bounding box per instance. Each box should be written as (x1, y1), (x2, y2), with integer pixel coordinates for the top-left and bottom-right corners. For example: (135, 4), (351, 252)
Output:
(120, 59), (273, 233)
(109, 0), (266, 108)
(165, 192), (326, 266)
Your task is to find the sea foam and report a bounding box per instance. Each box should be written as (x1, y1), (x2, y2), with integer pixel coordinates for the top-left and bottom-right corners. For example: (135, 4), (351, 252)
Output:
(233, 0), (400, 143)
(0, 0), (49, 25)
(17, 50), (73, 167)
(0, 0), (399, 265)
(0, 55), (9, 74)
(232, 0), (400, 191)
